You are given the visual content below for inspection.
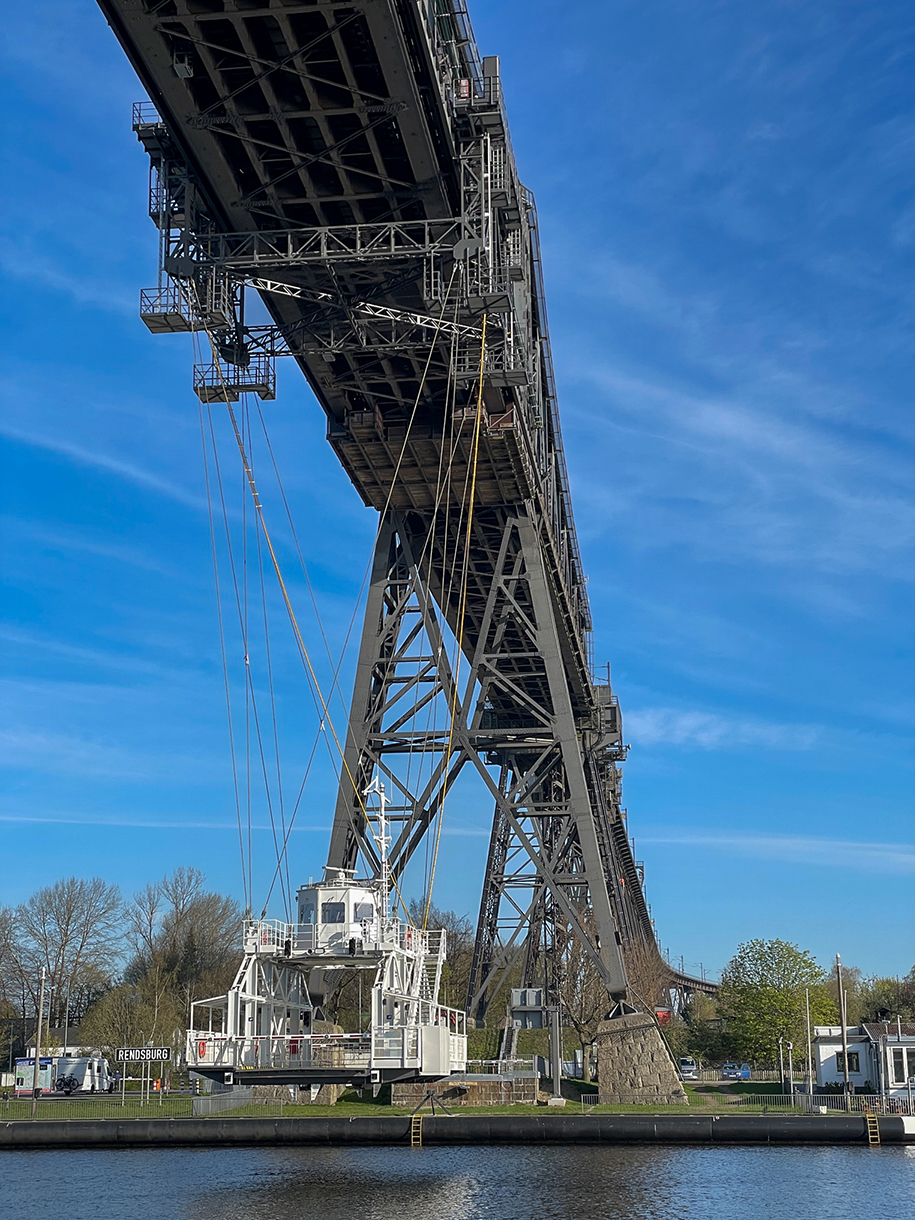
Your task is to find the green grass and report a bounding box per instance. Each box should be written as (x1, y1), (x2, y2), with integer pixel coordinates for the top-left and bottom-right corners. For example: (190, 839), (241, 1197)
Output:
(0, 1082), (809, 1123)
(727, 1082), (782, 1095)
(0, 1098), (195, 1121)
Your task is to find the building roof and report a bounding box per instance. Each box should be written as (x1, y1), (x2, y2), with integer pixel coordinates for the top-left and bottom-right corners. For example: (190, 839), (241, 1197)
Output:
(863, 1022), (915, 1040)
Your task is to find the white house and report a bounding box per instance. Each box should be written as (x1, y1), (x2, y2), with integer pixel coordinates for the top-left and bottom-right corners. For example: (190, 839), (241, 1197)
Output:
(814, 1022), (915, 1096)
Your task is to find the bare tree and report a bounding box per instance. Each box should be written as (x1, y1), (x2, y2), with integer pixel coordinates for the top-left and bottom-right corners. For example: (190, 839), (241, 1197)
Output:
(124, 869), (242, 1020)
(408, 900), (475, 1009)
(554, 910), (607, 1083)
(624, 940), (673, 1013)
(9, 878), (124, 1030)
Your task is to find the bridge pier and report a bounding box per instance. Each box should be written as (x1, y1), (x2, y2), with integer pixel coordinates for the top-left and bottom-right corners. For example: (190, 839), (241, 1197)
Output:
(595, 1015), (687, 1106)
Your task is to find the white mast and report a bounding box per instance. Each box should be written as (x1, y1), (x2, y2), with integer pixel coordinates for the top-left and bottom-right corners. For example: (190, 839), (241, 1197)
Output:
(365, 776), (390, 920)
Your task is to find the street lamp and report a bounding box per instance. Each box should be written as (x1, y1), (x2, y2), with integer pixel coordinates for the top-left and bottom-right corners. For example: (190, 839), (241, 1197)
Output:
(30, 968), (47, 1119)
(786, 1041), (794, 1097)
(805, 988), (814, 1096)
(778, 1037), (786, 1095)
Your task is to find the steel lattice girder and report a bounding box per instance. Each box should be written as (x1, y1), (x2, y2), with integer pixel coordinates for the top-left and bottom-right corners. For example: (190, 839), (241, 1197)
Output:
(326, 508), (631, 1012)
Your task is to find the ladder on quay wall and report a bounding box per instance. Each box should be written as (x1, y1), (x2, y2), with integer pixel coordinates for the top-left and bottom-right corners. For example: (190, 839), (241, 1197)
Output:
(865, 1113), (881, 1146)
(410, 1115), (423, 1147)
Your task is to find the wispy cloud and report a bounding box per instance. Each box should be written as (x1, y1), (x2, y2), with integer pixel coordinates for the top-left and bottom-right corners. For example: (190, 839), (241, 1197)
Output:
(0, 423), (205, 510)
(626, 707), (820, 751)
(0, 812), (332, 832)
(0, 238), (135, 316)
(567, 366), (915, 576)
(640, 830), (915, 875)
(0, 728), (153, 780)
(0, 629), (200, 684)
(0, 518), (177, 576)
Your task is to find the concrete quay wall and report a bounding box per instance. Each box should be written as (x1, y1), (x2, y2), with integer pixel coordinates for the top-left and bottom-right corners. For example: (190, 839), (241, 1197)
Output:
(1, 1114), (913, 1149)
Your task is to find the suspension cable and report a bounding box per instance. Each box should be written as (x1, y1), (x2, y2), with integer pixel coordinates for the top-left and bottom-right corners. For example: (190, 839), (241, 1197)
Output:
(197, 401), (249, 915)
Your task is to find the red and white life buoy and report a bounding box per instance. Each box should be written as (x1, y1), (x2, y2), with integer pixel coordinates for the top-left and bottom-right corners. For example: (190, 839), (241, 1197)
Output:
(404, 928), (413, 948)
(197, 1041), (206, 1059)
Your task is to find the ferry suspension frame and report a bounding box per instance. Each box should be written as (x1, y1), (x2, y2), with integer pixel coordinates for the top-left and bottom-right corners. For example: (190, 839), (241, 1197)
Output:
(188, 785), (468, 1088)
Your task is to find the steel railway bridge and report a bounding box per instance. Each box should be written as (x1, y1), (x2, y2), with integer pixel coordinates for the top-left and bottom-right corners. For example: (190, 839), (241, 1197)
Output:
(97, 0), (714, 1024)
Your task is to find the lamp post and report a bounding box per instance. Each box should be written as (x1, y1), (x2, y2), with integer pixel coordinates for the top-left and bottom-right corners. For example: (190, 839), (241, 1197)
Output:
(30, 968), (47, 1119)
(778, 1037), (786, 1094)
(787, 1041), (794, 1097)
(836, 954), (851, 1094)
(550, 1006), (562, 1100)
(805, 989), (814, 1096)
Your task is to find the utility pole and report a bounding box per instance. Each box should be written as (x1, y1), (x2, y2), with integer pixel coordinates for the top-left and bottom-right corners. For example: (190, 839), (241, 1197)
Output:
(786, 1041), (794, 1096)
(836, 954), (851, 1094)
(30, 967), (47, 1119)
(805, 988), (814, 1095)
(62, 979), (71, 1058)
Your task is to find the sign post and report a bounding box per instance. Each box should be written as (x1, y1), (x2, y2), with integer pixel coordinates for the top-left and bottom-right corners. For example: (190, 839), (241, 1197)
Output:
(116, 1047), (170, 1108)
(116, 1047), (171, 1063)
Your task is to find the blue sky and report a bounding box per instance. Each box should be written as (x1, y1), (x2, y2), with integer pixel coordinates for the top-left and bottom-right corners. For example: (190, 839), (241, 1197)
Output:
(1, 0), (913, 980)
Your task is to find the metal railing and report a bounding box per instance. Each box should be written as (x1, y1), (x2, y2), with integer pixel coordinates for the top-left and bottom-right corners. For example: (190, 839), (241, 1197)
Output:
(188, 1007), (466, 1073)
(244, 917), (445, 958)
(188, 1031), (371, 1072)
(465, 1058), (537, 1075)
(132, 101), (161, 128)
(0, 1095), (194, 1121)
(692, 1068), (811, 1083)
(738, 1092), (915, 1115)
(193, 357), (276, 403)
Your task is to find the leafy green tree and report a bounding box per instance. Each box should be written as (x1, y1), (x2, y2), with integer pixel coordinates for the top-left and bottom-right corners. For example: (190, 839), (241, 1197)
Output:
(858, 975), (915, 1022)
(717, 939), (837, 1064)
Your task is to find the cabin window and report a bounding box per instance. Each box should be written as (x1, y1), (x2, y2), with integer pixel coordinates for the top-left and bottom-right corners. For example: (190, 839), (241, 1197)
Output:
(301, 903), (316, 924)
(836, 1052), (860, 1074)
(321, 902), (345, 923)
(354, 902), (374, 921)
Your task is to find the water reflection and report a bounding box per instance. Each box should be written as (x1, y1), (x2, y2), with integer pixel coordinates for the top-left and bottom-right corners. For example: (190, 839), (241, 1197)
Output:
(6, 1143), (915, 1220)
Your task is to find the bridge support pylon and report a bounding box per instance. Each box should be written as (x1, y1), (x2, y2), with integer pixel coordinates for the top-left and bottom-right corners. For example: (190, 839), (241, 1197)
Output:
(325, 504), (631, 1019)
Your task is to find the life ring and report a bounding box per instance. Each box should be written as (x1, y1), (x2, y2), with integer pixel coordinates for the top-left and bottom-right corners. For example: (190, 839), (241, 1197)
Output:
(261, 929), (268, 945)
(197, 1041), (206, 1059)
(405, 928), (413, 948)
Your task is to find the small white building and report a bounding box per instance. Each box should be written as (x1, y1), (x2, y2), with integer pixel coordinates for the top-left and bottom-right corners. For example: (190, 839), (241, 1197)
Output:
(814, 1023), (915, 1096)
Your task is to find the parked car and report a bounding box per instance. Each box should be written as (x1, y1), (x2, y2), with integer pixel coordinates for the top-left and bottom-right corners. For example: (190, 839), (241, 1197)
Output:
(678, 1056), (699, 1081)
(722, 1062), (751, 1080)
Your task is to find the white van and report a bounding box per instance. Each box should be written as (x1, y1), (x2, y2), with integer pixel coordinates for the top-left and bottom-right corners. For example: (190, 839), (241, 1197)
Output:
(678, 1056), (700, 1081)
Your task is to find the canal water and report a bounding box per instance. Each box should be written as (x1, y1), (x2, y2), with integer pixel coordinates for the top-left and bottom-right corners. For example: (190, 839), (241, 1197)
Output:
(4, 1144), (915, 1219)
